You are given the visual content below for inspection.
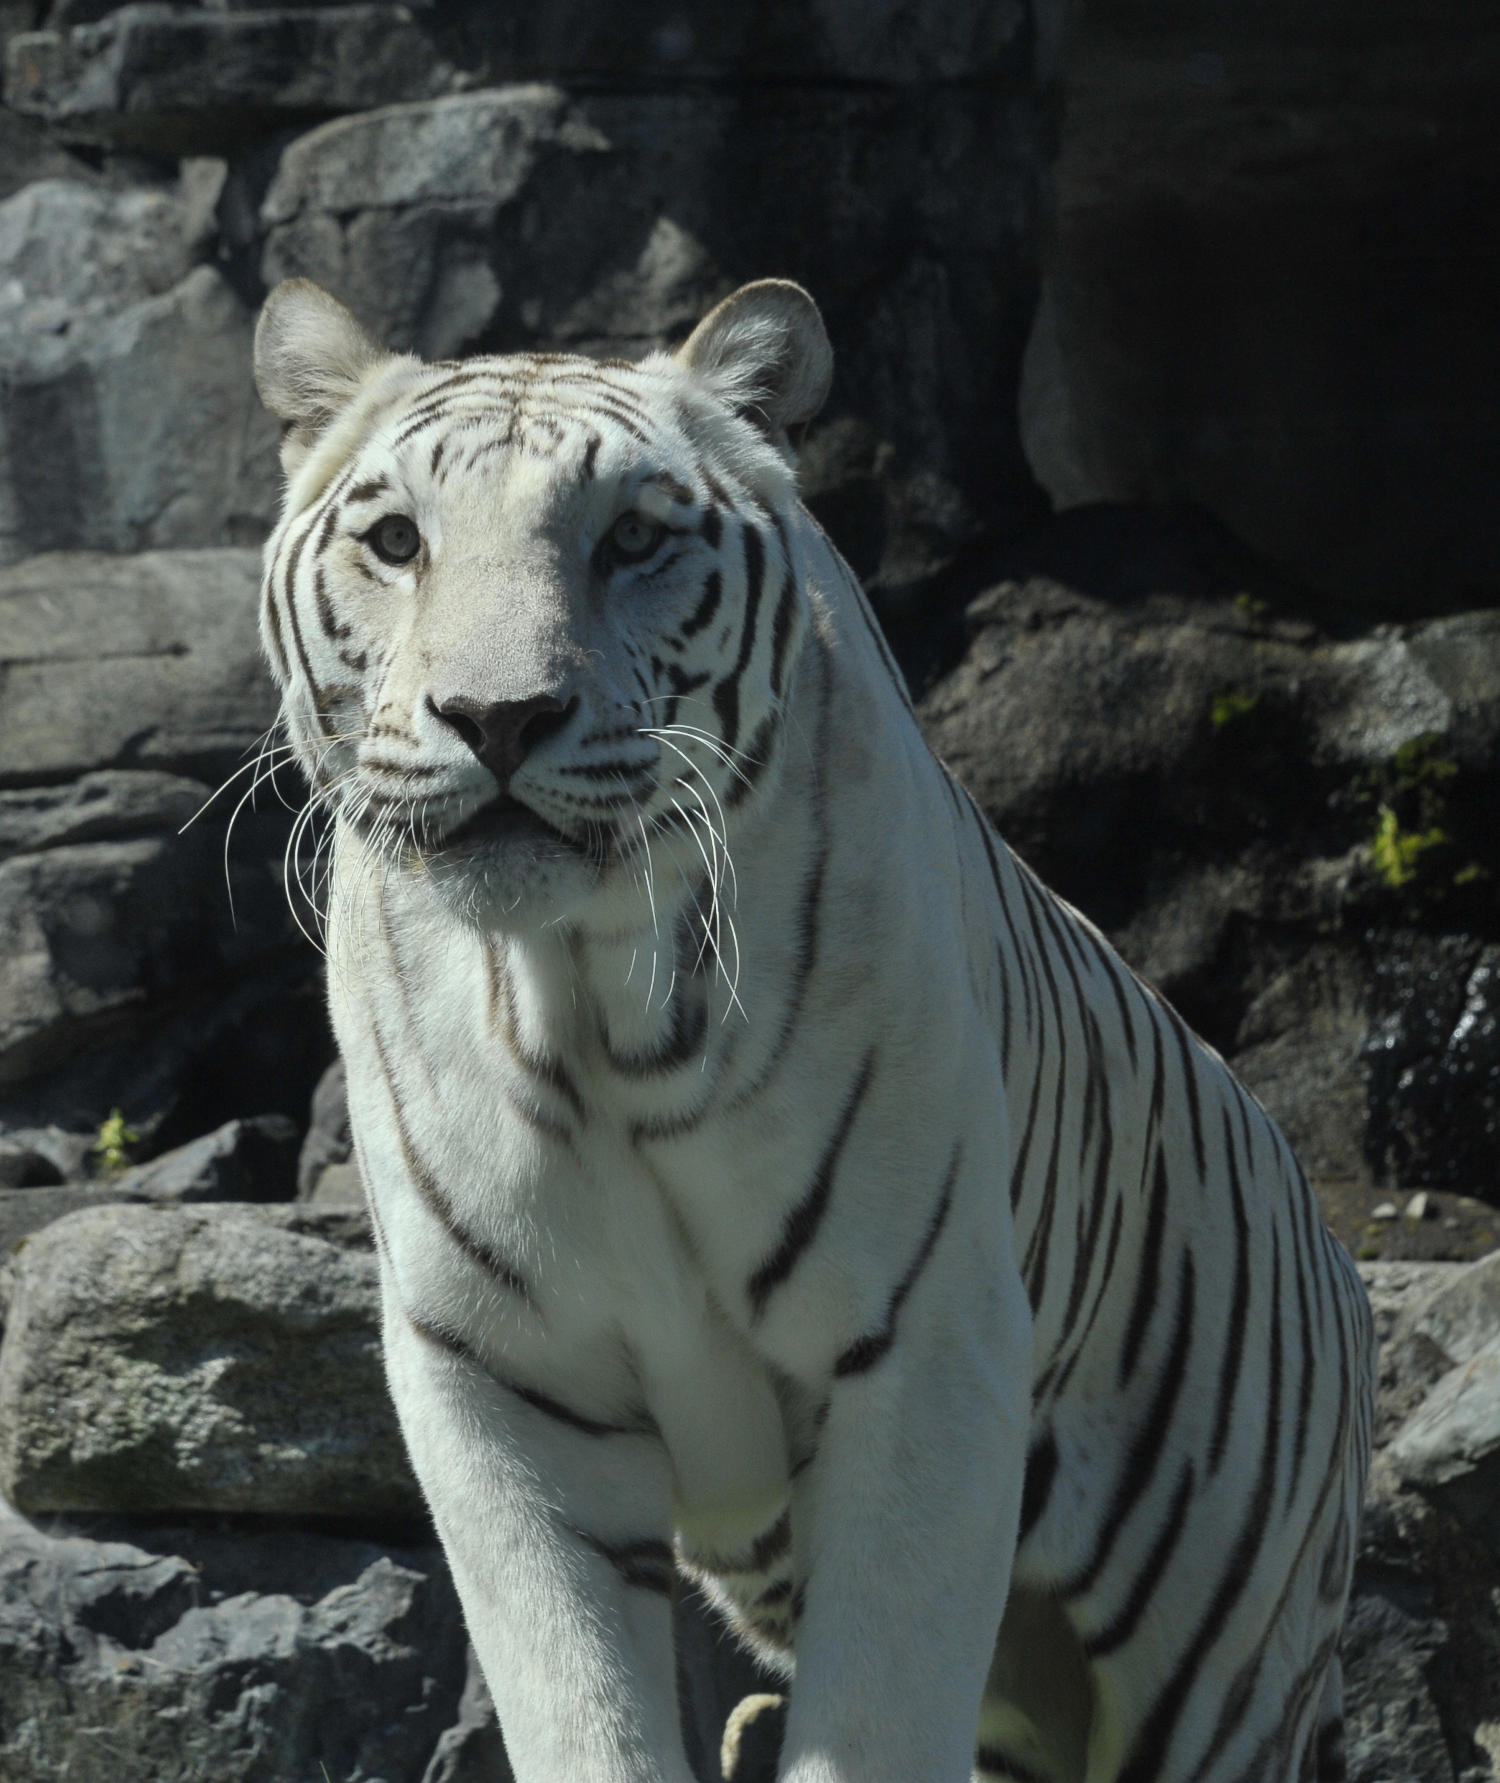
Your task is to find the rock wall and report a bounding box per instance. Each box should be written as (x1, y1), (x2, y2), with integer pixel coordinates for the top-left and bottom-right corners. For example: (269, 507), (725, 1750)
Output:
(1, 3), (1498, 1780)
(1024, 0), (1500, 611)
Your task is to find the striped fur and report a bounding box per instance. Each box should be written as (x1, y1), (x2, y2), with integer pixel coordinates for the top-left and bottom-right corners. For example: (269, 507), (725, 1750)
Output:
(253, 278), (1375, 1783)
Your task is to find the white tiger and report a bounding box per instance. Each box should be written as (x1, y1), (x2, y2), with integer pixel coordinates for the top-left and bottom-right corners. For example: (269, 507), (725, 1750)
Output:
(252, 275), (1375, 1783)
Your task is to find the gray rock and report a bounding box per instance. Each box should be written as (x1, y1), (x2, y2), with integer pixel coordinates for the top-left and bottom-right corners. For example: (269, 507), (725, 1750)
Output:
(1388, 1334), (1500, 1550)
(0, 1138), (60, 1187)
(0, 1499), (467, 1783)
(0, 548), (275, 785)
(6, 5), (457, 154)
(0, 823), (296, 1089)
(0, 263), (279, 562)
(1403, 1250), (1500, 1377)
(0, 1201), (417, 1517)
(259, 82), (1044, 600)
(420, 1646), (513, 1783)
(919, 572), (1500, 1183)
(110, 1113), (300, 1203)
(1341, 1581), (1456, 1783)
(297, 1053), (351, 1197)
(0, 173), (207, 346)
(0, 771), (212, 861)
(0, 98), (97, 202)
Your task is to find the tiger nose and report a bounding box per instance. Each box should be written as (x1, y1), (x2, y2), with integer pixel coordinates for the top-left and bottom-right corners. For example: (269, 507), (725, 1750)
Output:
(428, 693), (573, 785)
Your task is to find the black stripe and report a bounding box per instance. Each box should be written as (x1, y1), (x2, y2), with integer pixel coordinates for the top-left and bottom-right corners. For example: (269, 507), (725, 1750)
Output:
(711, 522), (767, 750)
(312, 561), (352, 642)
(369, 1018), (535, 1299)
(1061, 1248), (1195, 1600)
(1113, 1233), (1283, 1783)
(1169, 1008), (1208, 1182)
(573, 1528), (675, 1596)
(748, 1051), (876, 1317)
(974, 1750), (1043, 1783)
(407, 1313), (644, 1437)
(346, 475), (390, 504)
(834, 1145), (959, 1377)
(768, 568), (798, 699)
(600, 976), (709, 1077)
(687, 1508), (792, 1575)
(1083, 1460), (1195, 1657)
(1118, 1144), (1169, 1386)
(1209, 1106), (1252, 1475)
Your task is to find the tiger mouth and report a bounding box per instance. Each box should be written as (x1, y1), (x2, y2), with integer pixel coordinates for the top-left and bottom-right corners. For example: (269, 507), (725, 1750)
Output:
(436, 793), (570, 854)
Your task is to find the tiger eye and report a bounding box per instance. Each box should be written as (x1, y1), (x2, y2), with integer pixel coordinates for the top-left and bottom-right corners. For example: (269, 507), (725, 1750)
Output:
(369, 514), (421, 566)
(606, 511), (664, 563)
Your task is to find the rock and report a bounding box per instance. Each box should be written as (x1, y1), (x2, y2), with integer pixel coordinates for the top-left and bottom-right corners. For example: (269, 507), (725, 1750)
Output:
(297, 1054), (351, 1198)
(1340, 1580), (1456, 1783)
(0, 1499), (468, 1783)
(1372, 1201), (1398, 1221)
(258, 82), (1044, 601)
(0, 173), (208, 344)
(5, 5), (458, 154)
(0, 1201), (417, 1518)
(110, 1113), (300, 1203)
(919, 563), (1500, 1186)
(0, 548), (274, 788)
(0, 263), (279, 561)
(1407, 1190), (1433, 1221)
(438, 0), (1033, 87)
(0, 1138), (59, 1187)
(0, 98), (96, 201)
(1022, 0), (1500, 611)
(1388, 1336), (1500, 1549)
(1400, 1251), (1500, 1379)
(0, 824), (297, 1089)
(0, 771), (212, 861)
(419, 1646), (513, 1783)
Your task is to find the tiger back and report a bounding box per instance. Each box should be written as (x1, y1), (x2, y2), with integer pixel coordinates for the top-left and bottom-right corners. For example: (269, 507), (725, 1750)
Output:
(253, 275), (1375, 1783)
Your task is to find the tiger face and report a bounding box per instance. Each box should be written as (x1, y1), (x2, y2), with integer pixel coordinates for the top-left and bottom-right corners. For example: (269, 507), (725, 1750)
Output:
(253, 279), (832, 934)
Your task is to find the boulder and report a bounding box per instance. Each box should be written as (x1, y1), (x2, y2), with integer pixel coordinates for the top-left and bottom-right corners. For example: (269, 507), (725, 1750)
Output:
(258, 82), (1044, 601)
(0, 771), (211, 861)
(297, 1053), (351, 1197)
(0, 169), (215, 341)
(5, 4), (457, 154)
(0, 1499), (468, 1783)
(1387, 1336), (1500, 1551)
(919, 566), (1500, 1188)
(0, 1201), (416, 1518)
(109, 1112), (300, 1203)
(0, 263), (279, 561)
(0, 548), (274, 789)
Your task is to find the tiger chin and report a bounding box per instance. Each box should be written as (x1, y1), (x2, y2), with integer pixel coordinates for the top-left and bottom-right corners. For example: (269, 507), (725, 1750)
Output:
(253, 276), (1374, 1783)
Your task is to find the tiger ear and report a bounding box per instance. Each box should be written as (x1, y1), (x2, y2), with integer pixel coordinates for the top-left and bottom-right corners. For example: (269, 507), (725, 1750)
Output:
(677, 280), (832, 439)
(254, 279), (392, 478)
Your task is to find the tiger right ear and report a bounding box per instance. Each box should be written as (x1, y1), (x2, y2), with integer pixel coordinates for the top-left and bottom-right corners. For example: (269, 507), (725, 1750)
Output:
(254, 280), (392, 478)
(677, 280), (833, 441)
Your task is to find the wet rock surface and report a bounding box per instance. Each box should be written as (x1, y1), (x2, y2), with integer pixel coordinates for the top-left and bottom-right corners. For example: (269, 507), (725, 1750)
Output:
(919, 539), (1500, 1197)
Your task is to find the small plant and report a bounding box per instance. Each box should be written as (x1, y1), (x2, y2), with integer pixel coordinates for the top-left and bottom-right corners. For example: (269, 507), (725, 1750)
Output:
(1232, 591), (1269, 622)
(91, 1108), (139, 1175)
(1209, 688), (1259, 728)
(1369, 804), (1449, 890)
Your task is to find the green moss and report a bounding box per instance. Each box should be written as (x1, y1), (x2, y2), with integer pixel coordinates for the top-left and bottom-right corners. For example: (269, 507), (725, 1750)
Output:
(91, 1107), (139, 1176)
(1232, 591), (1268, 622)
(1209, 688), (1259, 728)
(1370, 805), (1449, 889)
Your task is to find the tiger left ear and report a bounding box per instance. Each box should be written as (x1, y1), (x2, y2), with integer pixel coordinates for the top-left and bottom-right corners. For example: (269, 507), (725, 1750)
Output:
(254, 279), (393, 478)
(677, 280), (833, 438)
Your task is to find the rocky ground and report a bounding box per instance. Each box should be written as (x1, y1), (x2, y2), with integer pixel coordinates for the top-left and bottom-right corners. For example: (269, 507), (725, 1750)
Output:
(0, 1), (1497, 1779)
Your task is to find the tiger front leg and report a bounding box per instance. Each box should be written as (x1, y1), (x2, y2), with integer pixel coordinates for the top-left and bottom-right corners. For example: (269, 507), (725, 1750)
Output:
(780, 1262), (1035, 1783)
(381, 1290), (696, 1783)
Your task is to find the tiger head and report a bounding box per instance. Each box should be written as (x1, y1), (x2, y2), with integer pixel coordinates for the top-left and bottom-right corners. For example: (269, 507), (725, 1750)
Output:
(252, 278), (832, 935)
